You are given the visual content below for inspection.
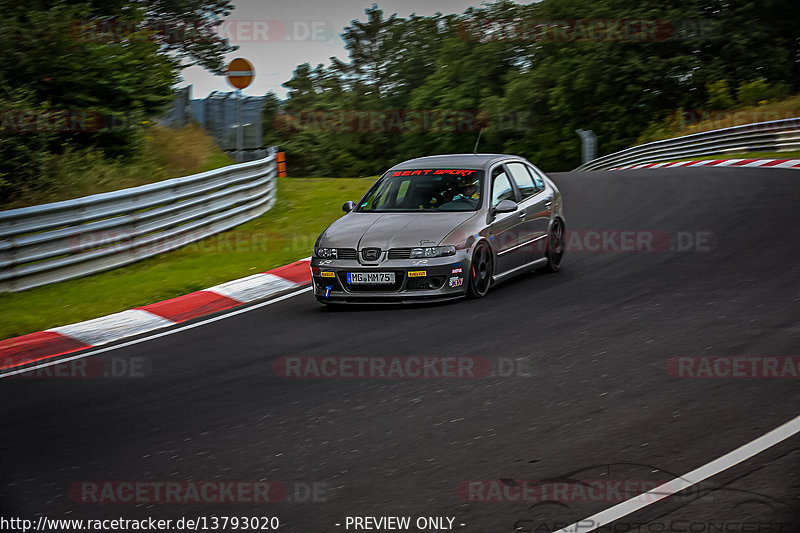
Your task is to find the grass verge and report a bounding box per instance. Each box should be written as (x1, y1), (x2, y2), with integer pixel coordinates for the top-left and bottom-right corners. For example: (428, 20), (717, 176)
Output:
(0, 177), (375, 339)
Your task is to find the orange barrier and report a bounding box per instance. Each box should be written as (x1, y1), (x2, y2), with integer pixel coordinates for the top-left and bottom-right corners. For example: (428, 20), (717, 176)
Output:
(276, 151), (287, 177)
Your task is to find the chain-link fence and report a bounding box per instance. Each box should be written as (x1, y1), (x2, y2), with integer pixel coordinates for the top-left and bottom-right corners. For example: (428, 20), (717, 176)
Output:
(163, 85), (266, 162)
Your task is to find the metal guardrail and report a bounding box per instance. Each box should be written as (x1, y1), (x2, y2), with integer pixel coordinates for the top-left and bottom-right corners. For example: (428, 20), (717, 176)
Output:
(224, 147), (271, 163)
(575, 117), (800, 171)
(0, 151), (278, 292)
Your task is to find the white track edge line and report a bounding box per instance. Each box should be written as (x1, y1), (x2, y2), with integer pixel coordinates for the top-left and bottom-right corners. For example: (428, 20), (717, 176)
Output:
(0, 286), (312, 379)
(552, 413), (800, 533)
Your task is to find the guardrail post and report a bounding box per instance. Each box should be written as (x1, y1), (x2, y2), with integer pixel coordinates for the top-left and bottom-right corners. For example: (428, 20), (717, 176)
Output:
(235, 89), (244, 163)
(575, 129), (597, 165)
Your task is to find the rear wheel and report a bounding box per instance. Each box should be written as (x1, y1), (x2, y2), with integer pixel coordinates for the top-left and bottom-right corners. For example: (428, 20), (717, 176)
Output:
(537, 218), (565, 273)
(467, 241), (493, 298)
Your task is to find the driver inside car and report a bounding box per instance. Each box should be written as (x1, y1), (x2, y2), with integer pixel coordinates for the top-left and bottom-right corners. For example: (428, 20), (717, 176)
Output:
(448, 179), (480, 208)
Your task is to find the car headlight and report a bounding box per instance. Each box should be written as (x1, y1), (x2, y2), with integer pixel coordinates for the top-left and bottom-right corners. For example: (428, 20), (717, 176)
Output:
(314, 247), (337, 259)
(410, 246), (456, 258)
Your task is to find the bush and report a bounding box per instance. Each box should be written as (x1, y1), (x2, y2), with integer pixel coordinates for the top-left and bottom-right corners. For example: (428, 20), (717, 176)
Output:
(706, 80), (735, 110)
(737, 79), (791, 106)
(0, 89), (59, 203)
(2, 125), (233, 209)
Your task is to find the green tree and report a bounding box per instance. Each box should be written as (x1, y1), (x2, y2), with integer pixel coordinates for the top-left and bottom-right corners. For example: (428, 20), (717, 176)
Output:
(737, 78), (791, 106)
(275, 0), (800, 175)
(0, 0), (235, 202)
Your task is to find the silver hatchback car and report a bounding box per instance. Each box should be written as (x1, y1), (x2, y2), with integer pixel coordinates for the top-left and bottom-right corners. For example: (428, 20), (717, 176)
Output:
(311, 153), (565, 304)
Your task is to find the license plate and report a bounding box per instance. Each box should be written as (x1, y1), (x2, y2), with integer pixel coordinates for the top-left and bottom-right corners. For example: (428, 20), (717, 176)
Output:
(347, 272), (395, 284)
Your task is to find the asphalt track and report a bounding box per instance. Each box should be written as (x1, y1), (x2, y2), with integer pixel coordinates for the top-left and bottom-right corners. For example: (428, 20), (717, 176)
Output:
(2, 168), (800, 532)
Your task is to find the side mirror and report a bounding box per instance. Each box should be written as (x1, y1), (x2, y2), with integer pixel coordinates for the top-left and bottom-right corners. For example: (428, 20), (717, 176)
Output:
(342, 201), (356, 213)
(493, 199), (518, 214)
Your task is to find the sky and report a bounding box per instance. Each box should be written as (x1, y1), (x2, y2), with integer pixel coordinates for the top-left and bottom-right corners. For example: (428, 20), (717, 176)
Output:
(177, 0), (509, 99)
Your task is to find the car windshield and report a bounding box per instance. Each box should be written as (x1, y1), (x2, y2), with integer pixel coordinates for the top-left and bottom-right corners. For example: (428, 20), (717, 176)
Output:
(357, 169), (484, 212)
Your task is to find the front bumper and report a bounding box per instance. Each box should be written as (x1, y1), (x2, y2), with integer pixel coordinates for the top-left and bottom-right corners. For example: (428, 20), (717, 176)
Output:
(310, 252), (470, 304)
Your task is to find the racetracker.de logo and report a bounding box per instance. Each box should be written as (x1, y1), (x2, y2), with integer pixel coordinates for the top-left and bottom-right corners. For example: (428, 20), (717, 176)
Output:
(667, 357), (800, 378)
(678, 109), (800, 130)
(274, 356), (493, 379)
(273, 109), (535, 133)
(457, 18), (718, 42)
(217, 19), (334, 43)
(561, 230), (670, 252)
(5, 355), (149, 379)
(69, 481), (286, 504)
(69, 19), (334, 44)
(457, 479), (673, 503)
(504, 230), (714, 254)
(66, 230), (289, 256)
(1, 109), (103, 133)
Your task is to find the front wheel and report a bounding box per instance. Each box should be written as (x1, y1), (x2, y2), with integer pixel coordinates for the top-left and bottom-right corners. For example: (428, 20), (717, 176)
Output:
(467, 241), (493, 298)
(537, 219), (565, 274)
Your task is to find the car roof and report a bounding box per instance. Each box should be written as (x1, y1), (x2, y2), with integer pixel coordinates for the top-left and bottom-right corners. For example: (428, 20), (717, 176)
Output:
(388, 153), (527, 171)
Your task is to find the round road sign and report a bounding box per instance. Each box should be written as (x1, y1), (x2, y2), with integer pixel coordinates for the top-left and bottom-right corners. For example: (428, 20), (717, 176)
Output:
(226, 58), (255, 90)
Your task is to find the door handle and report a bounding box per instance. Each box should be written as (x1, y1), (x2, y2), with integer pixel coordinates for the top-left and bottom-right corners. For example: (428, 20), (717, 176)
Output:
(518, 212), (526, 219)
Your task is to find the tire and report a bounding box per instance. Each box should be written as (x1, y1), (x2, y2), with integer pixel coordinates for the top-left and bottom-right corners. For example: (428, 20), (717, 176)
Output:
(467, 241), (493, 298)
(537, 218), (565, 274)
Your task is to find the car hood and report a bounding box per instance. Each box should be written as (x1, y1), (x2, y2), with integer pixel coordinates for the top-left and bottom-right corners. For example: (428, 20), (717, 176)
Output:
(321, 212), (479, 249)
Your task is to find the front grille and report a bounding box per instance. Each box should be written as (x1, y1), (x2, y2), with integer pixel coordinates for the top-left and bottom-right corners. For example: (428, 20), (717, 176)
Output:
(406, 276), (446, 291)
(388, 248), (412, 259)
(335, 248), (357, 260)
(361, 247), (381, 261)
(339, 271), (405, 292)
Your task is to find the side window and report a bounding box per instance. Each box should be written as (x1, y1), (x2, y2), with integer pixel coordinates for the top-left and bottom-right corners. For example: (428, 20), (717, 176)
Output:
(491, 166), (516, 207)
(507, 162), (538, 199)
(527, 164), (546, 191)
(362, 179), (392, 210)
